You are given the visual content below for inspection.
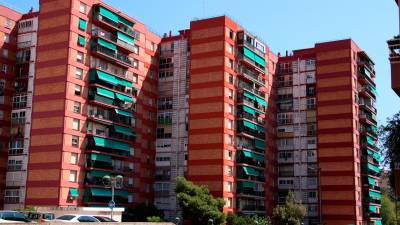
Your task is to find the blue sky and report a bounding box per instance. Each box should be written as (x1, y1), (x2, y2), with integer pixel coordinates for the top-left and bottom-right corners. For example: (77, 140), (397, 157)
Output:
(2, 0), (399, 125)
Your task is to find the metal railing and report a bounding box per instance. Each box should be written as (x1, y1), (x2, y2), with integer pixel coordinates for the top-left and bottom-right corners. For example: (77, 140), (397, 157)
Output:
(93, 13), (140, 40)
(92, 44), (133, 66)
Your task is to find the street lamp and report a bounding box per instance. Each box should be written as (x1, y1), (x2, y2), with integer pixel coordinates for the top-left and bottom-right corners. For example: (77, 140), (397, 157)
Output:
(175, 217), (180, 225)
(308, 166), (322, 225)
(103, 175), (123, 221)
(208, 218), (214, 225)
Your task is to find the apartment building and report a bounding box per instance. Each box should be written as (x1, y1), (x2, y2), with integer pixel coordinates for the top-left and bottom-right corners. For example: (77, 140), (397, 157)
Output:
(0, 5), (23, 209)
(22, 0), (160, 208)
(186, 16), (277, 215)
(389, 0), (400, 96)
(153, 30), (190, 220)
(276, 39), (381, 225)
(4, 11), (38, 210)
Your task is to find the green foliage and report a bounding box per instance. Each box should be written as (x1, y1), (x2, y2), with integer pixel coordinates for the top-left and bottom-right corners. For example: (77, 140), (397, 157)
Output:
(226, 213), (270, 225)
(272, 192), (306, 225)
(122, 203), (164, 222)
(380, 112), (400, 190)
(175, 176), (225, 225)
(146, 216), (163, 222)
(381, 194), (396, 225)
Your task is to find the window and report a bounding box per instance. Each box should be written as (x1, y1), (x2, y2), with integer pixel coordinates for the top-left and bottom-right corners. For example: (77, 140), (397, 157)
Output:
(69, 170), (77, 182)
(227, 182), (233, 192)
(18, 20), (33, 29)
(227, 59), (234, 69)
(76, 51), (84, 63)
(228, 135), (234, 146)
(226, 197), (233, 208)
(150, 42), (156, 51)
(3, 34), (9, 43)
(307, 98), (316, 109)
(77, 216), (98, 223)
(73, 101), (81, 113)
(308, 191), (317, 198)
(133, 59), (139, 69)
(2, 64), (8, 73)
(9, 139), (23, 155)
(79, 2), (87, 13)
(12, 94), (27, 109)
(228, 104), (233, 114)
(5, 18), (11, 29)
(159, 58), (173, 69)
(77, 35), (85, 47)
(70, 153), (78, 164)
(2, 49), (8, 58)
(7, 159), (23, 171)
(227, 44), (233, 54)
(228, 151), (233, 160)
(75, 68), (83, 80)
(72, 135), (79, 147)
(228, 89), (233, 99)
(72, 119), (80, 130)
(227, 166), (233, 176)
(78, 18), (86, 31)
(228, 74), (233, 84)
(227, 119), (233, 130)
(158, 71), (173, 79)
(277, 113), (292, 125)
(4, 189), (19, 204)
(307, 124), (316, 136)
(133, 45), (139, 54)
(157, 97), (173, 110)
(74, 84), (81, 96)
(305, 59), (315, 66)
(229, 29), (234, 39)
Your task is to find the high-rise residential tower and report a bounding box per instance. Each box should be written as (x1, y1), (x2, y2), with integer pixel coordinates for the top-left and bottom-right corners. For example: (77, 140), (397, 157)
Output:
(277, 39), (381, 225)
(389, 0), (400, 96)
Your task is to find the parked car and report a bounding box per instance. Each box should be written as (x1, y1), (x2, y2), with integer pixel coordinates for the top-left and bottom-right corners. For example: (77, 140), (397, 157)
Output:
(54, 215), (100, 223)
(26, 212), (55, 222)
(93, 216), (117, 222)
(0, 211), (31, 223)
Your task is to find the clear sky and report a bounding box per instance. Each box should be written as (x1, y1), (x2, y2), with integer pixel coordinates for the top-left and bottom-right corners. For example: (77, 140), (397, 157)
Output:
(1, 0), (399, 125)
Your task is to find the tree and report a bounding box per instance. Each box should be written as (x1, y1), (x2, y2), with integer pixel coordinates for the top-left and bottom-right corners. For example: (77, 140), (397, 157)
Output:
(226, 213), (270, 225)
(381, 193), (396, 225)
(147, 216), (163, 222)
(380, 112), (400, 190)
(175, 176), (225, 225)
(272, 192), (306, 225)
(122, 203), (164, 222)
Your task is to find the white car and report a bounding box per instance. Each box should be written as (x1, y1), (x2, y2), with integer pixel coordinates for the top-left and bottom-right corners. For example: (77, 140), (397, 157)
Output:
(54, 215), (100, 223)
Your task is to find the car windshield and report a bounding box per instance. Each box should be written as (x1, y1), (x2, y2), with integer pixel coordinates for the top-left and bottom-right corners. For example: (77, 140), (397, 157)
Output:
(56, 215), (75, 220)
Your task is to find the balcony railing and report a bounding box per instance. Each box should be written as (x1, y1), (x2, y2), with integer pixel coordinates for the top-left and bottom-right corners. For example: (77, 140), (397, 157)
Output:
(92, 28), (135, 52)
(236, 189), (265, 197)
(238, 113), (265, 125)
(91, 44), (134, 67)
(239, 84), (266, 98)
(11, 118), (26, 126)
(237, 66), (265, 85)
(93, 13), (140, 40)
(237, 126), (265, 139)
(237, 53), (265, 73)
(238, 204), (266, 212)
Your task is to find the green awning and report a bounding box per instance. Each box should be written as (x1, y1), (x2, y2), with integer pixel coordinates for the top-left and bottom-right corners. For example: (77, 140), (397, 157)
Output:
(243, 151), (264, 162)
(79, 18), (87, 30)
(368, 205), (377, 213)
(254, 54), (266, 68)
(254, 139), (265, 150)
(239, 181), (255, 189)
(88, 170), (110, 178)
(243, 91), (255, 100)
(69, 188), (79, 197)
(93, 136), (130, 152)
(368, 177), (376, 186)
(243, 47), (256, 61)
(256, 96), (266, 107)
(90, 154), (112, 163)
(243, 120), (257, 130)
(98, 38), (117, 51)
(369, 85), (377, 95)
(78, 35), (85, 46)
(374, 220), (382, 225)
(115, 93), (133, 103)
(368, 163), (380, 173)
(96, 87), (115, 99)
(96, 70), (119, 86)
(99, 6), (118, 23)
(118, 16), (134, 27)
(115, 189), (130, 196)
(368, 190), (381, 199)
(367, 150), (374, 156)
(256, 125), (265, 133)
(117, 32), (134, 44)
(112, 125), (134, 136)
(115, 109), (132, 117)
(242, 166), (258, 176)
(373, 153), (381, 162)
(367, 135), (375, 146)
(90, 188), (111, 197)
(243, 105), (255, 116)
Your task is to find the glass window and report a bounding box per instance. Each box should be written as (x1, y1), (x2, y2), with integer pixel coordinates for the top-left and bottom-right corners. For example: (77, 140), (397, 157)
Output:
(76, 51), (84, 63)
(72, 119), (79, 130)
(133, 45), (139, 54)
(75, 68), (83, 80)
(3, 34), (9, 43)
(74, 85), (81, 96)
(71, 136), (79, 147)
(70, 153), (78, 164)
(73, 101), (81, 113)
(79, 2), (87, 13)
(69, 170), (77, 182)
(228, 44), (233, 54)
(228, 104), (233, 114)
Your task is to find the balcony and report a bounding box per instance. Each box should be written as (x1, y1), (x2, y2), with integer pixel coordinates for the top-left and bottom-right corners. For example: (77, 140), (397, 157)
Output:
(88, 88), (134, 111)
(89, 69), (135, 97)
(91, 44), (134, 68)
(278, 157), (294, 164)
(86, 136), (131, 157)
(87, 109), (133, 128)
(359, 112), (377, 125)
(236, 150), (265, 168)
(359, 85), (377, 100)
(238, 83), (266, 98)
(92, 28), (135, 52)
(236, 139), (265, 154)
(388, 36), (400, 96)
(237, 122), (265, 140)
(11, 117), (26, 126)
(237, 93), (266, 113)
(237, 112), (265, 125)
(362, 163), (380, 176)
(237, 66), (265, 85)
(237, 166), (265, 182)
(155, 175), (171, 181)
(237, 204), (266, 213)
(83, 187), (130, 205)
(237, 52), (265, 74)
(236, 185), (265, 198)
(93, 10), (140, 40)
